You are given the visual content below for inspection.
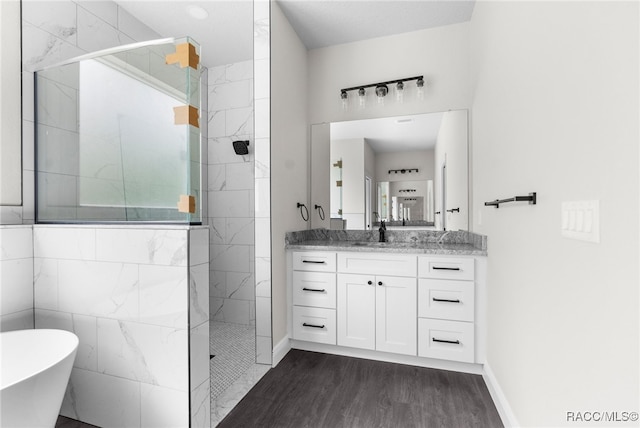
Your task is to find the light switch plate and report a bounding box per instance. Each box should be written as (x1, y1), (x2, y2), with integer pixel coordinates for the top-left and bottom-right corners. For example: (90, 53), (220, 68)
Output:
(561, 200), (600, 243)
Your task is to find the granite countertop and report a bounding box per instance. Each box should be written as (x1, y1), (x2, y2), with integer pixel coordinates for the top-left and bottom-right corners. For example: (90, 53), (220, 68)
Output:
(285, 229), (488, 256)
(286, 240), (486, 256)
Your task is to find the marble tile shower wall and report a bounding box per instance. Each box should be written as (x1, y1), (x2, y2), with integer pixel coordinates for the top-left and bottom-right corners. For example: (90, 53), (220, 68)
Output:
(33, 225), (210, 428)
(0, 226), (34, 331)
(254, 0), (272, 365)
(207, 60), (256, 326)
(3, 0), (161, 225)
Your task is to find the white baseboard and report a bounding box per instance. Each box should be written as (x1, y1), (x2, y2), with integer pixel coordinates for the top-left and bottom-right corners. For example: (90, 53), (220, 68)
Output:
(272, 336), (291, 367)
(291, 340), (483, 375)
(482, 362), (519, 427)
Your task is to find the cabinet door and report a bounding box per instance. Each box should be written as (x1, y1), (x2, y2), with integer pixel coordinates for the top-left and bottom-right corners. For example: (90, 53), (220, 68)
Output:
(337, 274), (375, 350)
(375, 275), (417, 356)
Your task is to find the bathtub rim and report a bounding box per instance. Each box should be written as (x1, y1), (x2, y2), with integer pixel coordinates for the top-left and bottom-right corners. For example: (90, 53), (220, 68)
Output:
(0, 328), (79, 391)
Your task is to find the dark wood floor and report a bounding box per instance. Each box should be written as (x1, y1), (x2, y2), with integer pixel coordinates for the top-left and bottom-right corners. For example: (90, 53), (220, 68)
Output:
(56, 350), (502, 428)
(219, 349), (503, 428)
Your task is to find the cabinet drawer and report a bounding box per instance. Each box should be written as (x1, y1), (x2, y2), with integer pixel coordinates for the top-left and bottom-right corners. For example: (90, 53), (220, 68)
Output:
(292, 251), (337, 272)
(293, 271), (336, 309)
(418, 279), (474, 322)
(418, 318), (474, 363)
(292, 306), (336, 345)
(337, 253), (416, 277)
(418, 257), (474, 280)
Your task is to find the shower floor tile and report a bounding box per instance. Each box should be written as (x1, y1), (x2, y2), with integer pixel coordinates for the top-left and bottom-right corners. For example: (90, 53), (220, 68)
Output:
(211, 363), (270, 426)
(210, 321), (256, 402)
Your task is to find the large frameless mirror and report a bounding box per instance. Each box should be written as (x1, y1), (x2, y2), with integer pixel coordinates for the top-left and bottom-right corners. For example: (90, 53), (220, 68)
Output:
(310, 110), (469, 231)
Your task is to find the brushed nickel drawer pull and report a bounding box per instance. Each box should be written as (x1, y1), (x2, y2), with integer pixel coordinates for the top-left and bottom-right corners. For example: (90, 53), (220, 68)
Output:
(432, 298), (461, 303)
(432, 266), (460, 271)
(432, 338), (460, 345)
(303, 322), (325, 329)
(302, 287), (326, 292)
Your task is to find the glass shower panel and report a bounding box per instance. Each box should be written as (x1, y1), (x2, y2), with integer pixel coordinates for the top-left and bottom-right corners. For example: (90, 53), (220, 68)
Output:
(35, 37), (202, 223)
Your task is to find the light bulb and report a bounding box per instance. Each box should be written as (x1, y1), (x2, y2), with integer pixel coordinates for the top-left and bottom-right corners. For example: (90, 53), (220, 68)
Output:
(416, 78), (425, 101)
(358, 87), (366, 109)
(375, 84), (387, 105)
(340, 91), (348, 111)
(396, 81), (404, 103)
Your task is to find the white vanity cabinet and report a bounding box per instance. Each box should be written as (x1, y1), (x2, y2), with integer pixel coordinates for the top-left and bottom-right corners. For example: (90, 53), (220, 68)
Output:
(336, 252), (417, 356)
(288, 248), (485, 369)
(291, 251), (337, 345)
(417, 257), (476, 363)
(337, 273), (416, 355)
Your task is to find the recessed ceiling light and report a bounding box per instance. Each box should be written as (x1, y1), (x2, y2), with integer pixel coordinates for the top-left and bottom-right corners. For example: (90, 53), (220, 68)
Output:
(187, 5), (209, 20)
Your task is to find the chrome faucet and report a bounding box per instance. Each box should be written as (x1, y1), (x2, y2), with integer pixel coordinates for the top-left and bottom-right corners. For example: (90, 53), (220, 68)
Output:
(379, 220), (387, 242)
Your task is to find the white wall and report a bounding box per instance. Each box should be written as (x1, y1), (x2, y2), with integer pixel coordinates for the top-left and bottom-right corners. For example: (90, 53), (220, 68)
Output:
(364, 140), (376, 185)
(470, 2), (639, 426)
(0, 226), (34, 331)
(253, 0), (273, 364)
(0, 0), (22, 210)
(375, 150), (434, 183)
(364, 140), (376, 228)
(33, 225), (210, 428)
(331, 138), (365, 229)
(207, 60), (256, 326)
(1, 0), (162, 322)
(13, 0), (160, 225)
(435, 110), (468, 231)
(310, 123), (331, 229)
(270, 1), (308, 347)
(308, 22), (471, 125)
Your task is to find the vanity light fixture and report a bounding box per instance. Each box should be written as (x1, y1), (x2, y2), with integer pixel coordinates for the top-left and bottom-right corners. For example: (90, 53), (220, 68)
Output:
(341, 75), (424, 108)
(388, 168), (419, 174)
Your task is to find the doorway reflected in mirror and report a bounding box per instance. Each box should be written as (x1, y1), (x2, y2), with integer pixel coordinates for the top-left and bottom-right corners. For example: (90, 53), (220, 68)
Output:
(310, 110), (468, 231)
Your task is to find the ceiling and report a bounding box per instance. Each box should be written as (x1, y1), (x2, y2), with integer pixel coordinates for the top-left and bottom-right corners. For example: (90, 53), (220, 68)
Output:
(115, 1), (254, 68)
(277, 0), (476, 50)
(116, 0), (475, 67)
(330, 112), (445, 153)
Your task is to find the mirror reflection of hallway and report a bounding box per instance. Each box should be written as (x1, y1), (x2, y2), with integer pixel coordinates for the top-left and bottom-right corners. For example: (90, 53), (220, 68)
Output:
(311, 110), (469, 231)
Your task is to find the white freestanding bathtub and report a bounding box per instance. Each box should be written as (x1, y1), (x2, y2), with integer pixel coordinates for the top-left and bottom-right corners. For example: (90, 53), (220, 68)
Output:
(0, 329), (79, 428)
